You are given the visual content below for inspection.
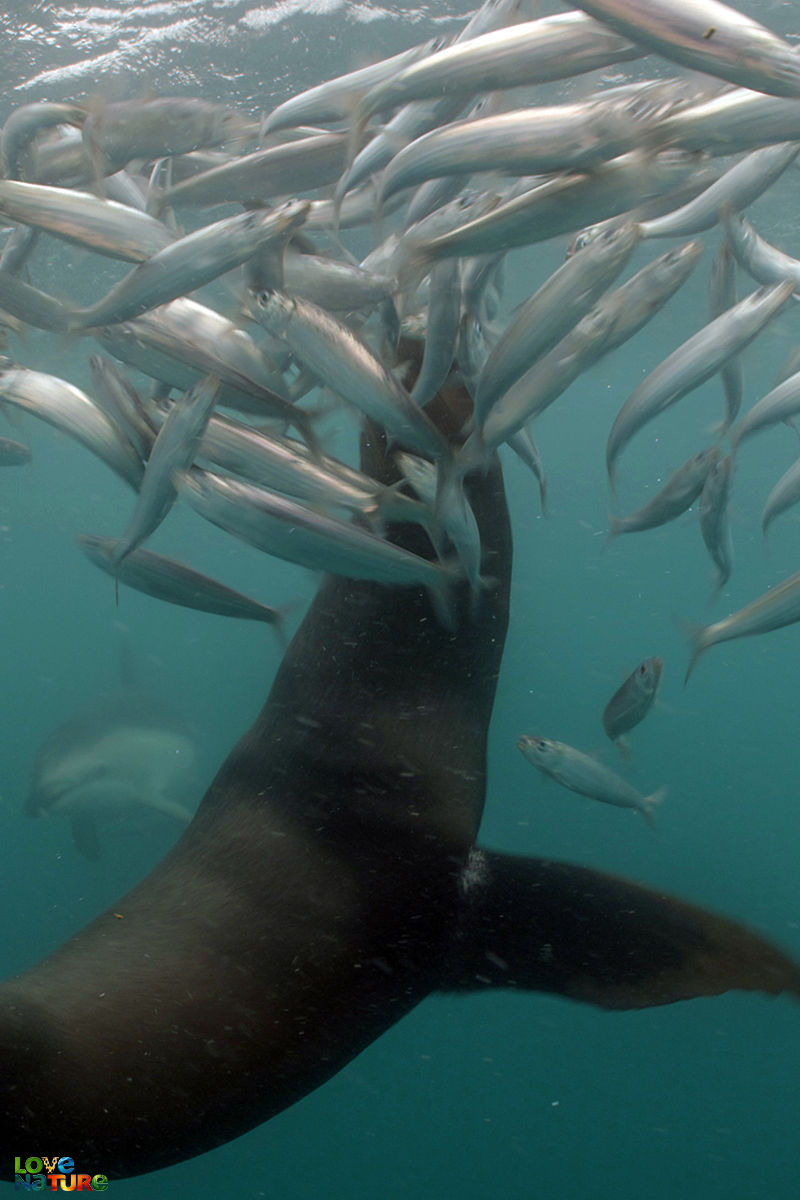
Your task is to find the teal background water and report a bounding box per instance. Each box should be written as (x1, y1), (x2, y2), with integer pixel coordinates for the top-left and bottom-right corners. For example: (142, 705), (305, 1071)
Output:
(1, 1), (800, 1197)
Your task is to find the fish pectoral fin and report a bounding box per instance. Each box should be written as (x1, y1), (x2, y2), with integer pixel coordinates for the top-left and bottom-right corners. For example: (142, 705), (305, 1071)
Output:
(70, 813), (101, 861)
(440, 849), (800, 1010)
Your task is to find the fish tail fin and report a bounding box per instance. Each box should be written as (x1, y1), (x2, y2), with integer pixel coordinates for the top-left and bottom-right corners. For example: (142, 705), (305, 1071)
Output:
(426, 572), (458, 633)
(642, 786), (667, 829)
(615, 736), (631, 762)
(602, 513), (624, 553)
(676, 615), (710, 685)
(606, 457), (618, 499)
(537, 476), (548, 518)
(468, 572), (499, 622)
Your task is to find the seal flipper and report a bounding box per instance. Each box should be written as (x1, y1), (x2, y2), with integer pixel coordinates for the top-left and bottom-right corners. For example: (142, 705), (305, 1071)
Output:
(442, 850), (800, 1007)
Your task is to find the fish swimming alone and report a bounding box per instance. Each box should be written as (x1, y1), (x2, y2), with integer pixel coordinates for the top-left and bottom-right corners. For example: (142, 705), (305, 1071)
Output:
(518, 733), (666, 825)
(603, 656), (664, 755)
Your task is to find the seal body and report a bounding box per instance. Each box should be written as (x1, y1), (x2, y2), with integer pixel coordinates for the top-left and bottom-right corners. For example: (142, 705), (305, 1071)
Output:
(0, 393), (513, 1175)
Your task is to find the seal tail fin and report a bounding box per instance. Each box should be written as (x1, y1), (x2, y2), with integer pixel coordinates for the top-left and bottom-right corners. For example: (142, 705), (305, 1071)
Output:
(440, 849), (800, 1009)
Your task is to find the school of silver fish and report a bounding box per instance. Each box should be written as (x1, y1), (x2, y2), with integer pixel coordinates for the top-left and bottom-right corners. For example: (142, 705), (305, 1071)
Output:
(5, 0), (800, 826)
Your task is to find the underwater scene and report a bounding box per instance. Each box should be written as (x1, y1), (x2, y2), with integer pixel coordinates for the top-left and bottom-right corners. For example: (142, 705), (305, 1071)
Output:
(1, 0), (800, 1197)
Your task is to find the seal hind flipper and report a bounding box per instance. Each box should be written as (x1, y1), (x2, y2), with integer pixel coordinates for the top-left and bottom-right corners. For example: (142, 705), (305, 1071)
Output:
(442, 849), (800, 1007)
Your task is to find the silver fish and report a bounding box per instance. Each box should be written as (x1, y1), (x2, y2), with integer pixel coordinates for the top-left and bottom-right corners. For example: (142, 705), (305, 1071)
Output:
(685, 569), (800, 680)
(602, 657), (663, 755)
(261, 38), (443, 136)
(402, 151), (699, 278)
(410, 259), (461, 409)
(175, 467), (459, 627)
(724, 207), (800, 294)
(176, 407), (417, 528)
(761, 455), (800, 537)
(395, 450), (482, 595)
(0, 363), (143, 489)
(280, 248), (397, 312)
(699, 453), (735, 592)
(96, 296), (296, 420)
(252, 290), (450, 464)
(608, 448), (718, 539)
(639, 142), (800, 239)
(89, 354), (155, 461)
(708, 242), (742, 432)
(112, 376), (220, 570)
(377, 100), (647, 208)
(518, 734), (665, 825)
(606, 281), (794, 484)
(1, 101), (86, 179)
(598, 240), (705, 354)
(474, 288), (631, 455)
(653, 88), (800, 156)
(0, 270), (71, 333)
(355, 12), (642, 127)
(338, 0), (524, 212)
(731, 368), (800, 449)
(0, 179), (174, 262)
(78, 534), (285, 635)
(474, 221), (640, 427)
(73, 201), (310, 330)
(573, 0), (800, 99)
(156, 133), (350, 212)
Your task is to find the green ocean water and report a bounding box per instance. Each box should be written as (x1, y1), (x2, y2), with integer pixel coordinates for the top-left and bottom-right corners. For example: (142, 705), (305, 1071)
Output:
(2, 2), (800, 1197)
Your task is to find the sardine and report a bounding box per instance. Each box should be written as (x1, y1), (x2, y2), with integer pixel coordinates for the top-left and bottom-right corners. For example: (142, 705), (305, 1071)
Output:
(112, 376), (220, 571)
(608, 448), (718, 539)
(724, 206), (800, 294)
(699, 453), (735, 592)
(252, 290), (450, 464)
(82, 98), (252, 174)
(410, 259), (461, 408)
(474, 221), (640, 426)
(77, 534), (285, 634)
(731, 369), (800, 449)
(0, 179), (174, 262)
(639, 142), (800, 238)
(602, 657), (663, 755)
(708, 242), (742, 432)
(175, 467), (459, 627)
(355, 13), (642, 127)
(606, 281), (794, 484)
(0, 364), (143, 490)
(573, 0), (800, 99)
(89, 354), (155, 461)
(686, 569), (800, 680)
(377, 100), (647, 208)
(261, 39), (443, 136)
(761, 455), (800, 537)
(402, 151), (699, 276)
(1, 101), (86, 179)
(155, 132), (350, 212)
(518, 734), (665, 825)
(73, 201), (310, 330)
